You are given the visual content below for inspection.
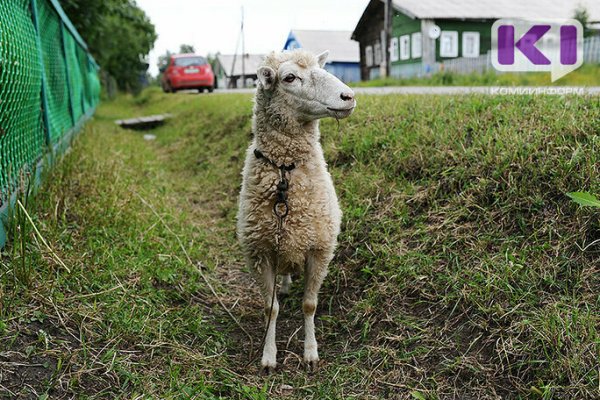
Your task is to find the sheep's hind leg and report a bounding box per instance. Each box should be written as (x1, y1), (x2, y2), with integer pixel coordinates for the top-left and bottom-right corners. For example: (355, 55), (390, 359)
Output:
(259, 260), (279, 374)
(279, 274), (292, 297)
(302, 250), (331, 372)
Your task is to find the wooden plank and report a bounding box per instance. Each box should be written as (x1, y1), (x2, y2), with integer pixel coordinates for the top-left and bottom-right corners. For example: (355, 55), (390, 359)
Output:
(115, 114), (172, 130)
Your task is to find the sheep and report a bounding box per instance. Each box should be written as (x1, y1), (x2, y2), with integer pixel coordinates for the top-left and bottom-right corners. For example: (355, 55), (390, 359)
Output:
(236, 49), (356, 373)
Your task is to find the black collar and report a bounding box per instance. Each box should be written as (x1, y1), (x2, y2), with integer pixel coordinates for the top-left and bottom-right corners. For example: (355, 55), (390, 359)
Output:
(254, 148), (296, 171)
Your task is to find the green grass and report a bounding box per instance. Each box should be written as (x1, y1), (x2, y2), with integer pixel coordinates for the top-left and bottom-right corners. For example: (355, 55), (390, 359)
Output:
(1, 87), (599, 399)
(352, 63), (600, 87)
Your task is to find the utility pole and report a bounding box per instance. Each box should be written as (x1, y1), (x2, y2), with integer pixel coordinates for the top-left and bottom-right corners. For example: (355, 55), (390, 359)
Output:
(241, 6), (245, 88)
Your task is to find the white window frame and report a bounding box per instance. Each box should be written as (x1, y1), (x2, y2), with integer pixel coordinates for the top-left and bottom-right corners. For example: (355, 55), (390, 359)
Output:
(399, 35), (410, 60)
(462, 31), (480, 58)
(411, 32), (422, 58)
(440, 31), (459, 58)
(374, 42), (382, 65)
(365, 45), (373, 67)
(390, 37), (399, 62)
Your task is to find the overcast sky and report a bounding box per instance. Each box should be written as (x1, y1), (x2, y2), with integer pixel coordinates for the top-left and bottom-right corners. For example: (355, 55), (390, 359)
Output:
(137, 0), (370, 76)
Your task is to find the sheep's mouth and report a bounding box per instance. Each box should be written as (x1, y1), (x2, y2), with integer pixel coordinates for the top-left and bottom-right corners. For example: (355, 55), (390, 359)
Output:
(327, 106), (355, 119)
(327, 106), (355, 112)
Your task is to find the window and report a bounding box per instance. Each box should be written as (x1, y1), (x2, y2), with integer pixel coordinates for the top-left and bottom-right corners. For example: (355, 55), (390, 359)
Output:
(400, 35), (410, 60)
(462, 32), (480, 58)
(440, 31), (458, 58)
(174, 56), (207, 67)
(365, 45), (373, 67)
(390, 37), (399, 62)
(374, 42), (382, 65)
(411, 32), (422, 58)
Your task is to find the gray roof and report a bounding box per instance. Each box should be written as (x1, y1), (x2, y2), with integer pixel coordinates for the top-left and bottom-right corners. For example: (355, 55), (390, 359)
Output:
(287, 30), (360, 63)
(216, 54), (264, 77)
(391, 0), (600, 21)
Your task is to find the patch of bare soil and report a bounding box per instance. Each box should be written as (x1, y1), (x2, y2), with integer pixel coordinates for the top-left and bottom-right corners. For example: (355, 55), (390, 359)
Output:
(0, 313), (120, 399)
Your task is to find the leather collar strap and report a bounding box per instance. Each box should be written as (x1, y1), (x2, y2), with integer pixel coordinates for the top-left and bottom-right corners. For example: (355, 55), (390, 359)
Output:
(254, 148), (296, 171)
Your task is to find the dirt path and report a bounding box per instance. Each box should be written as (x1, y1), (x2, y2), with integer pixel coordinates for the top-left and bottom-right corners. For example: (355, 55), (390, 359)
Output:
(153, 131), (382, 397)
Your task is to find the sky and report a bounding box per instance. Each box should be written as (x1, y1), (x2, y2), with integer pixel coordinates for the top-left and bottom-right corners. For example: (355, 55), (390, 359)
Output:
(137, 0), (370, 76)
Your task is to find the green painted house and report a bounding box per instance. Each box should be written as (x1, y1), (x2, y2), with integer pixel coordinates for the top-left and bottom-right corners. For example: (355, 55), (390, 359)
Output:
(351, 0), (600, 80)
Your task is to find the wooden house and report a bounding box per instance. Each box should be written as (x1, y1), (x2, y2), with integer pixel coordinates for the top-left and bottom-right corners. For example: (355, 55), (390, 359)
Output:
(213, 53), (265, 88)
(352, 0), (600, 80)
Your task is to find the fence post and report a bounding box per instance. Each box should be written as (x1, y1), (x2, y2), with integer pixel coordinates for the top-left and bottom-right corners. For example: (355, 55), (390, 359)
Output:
(30, 0), (53, 148)
(0, 202), (5, 247)
(60, 21), (76, 127)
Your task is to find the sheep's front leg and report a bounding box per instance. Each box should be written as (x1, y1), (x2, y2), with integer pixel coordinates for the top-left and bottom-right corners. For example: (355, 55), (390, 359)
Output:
(303, 250), (331, 372)
(259, 262), (279, 374)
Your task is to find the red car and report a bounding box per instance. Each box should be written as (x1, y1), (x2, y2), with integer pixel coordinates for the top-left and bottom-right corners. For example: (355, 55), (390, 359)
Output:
(161, 54), (215, 93)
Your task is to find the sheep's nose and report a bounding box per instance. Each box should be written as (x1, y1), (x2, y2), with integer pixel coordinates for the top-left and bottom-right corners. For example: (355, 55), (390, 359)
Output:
(340, 91), (354, 101)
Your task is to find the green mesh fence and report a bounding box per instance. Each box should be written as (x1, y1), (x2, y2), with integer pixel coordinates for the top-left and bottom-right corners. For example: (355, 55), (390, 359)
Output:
(0, 0), (45, 201)
(64, 33), (83, 122)
(0, 0), (99, 247)
(37, 0), (72, 144)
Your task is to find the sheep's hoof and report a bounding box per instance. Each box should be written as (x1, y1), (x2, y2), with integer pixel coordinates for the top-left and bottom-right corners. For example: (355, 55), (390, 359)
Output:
(260, 364), (277, 375)
(304, 359), (319, 373)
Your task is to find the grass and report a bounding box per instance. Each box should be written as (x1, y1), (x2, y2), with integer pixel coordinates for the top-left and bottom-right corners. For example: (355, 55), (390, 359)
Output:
(352, 63), (600, 87)
(1, 86), (599, 399)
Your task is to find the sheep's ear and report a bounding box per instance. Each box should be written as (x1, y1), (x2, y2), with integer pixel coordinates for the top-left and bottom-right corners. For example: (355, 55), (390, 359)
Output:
(317, 50), (329, 68)
(257, 66), (276, 90)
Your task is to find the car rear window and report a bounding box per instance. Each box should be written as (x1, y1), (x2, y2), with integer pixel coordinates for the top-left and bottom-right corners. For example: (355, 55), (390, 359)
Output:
(174, 57), (207, 67)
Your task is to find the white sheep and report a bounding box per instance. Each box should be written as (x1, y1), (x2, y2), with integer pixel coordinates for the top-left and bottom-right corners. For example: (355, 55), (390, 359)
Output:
(236, 49), (356, 373)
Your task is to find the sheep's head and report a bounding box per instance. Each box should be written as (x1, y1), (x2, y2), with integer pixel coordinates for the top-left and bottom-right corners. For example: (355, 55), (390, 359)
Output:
(257, 49), (356, 122)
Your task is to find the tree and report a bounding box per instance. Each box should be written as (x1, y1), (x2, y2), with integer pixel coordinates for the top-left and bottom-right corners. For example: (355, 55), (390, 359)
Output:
(157, 50), (173, 73)
(206, 52), (220, 66)
(574, 6), (594, 37)
(61, 0), (157, 92)
(179, 44), (195, 54)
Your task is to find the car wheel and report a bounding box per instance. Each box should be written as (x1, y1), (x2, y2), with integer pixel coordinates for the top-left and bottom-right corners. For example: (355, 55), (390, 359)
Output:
(208, 86), (214, 93)
(198, 88), (205, 93)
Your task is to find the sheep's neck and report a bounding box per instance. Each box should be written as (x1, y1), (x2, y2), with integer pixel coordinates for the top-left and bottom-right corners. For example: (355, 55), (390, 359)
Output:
(253, 103), (319, 167)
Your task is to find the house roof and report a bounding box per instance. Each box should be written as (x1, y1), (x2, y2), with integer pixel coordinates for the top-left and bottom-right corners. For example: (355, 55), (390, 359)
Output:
(216, 54), (264, 77)
(390, 0), (600, 21)
(353, 0), (600, 38)
(284, 30), (360, 63)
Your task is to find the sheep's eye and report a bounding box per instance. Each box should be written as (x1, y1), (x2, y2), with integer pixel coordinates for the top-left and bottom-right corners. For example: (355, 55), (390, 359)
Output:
(283, 74), (296, 83)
